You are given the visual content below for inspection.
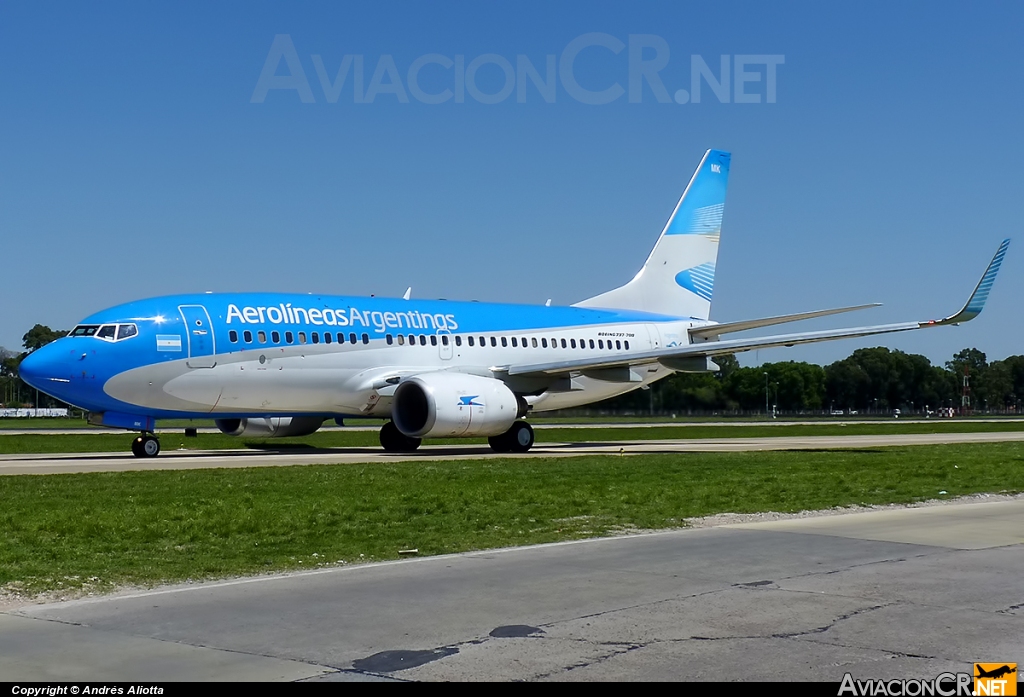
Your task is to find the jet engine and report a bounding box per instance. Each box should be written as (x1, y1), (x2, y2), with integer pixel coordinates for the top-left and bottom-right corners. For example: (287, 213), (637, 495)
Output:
(215, 416), (325, 438)
(391, 373), (526, 438)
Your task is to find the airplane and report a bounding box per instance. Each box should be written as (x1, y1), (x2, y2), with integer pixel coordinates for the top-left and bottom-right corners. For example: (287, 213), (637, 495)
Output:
(17, 150), (1010, 458)
(975, 665), (1016, 680)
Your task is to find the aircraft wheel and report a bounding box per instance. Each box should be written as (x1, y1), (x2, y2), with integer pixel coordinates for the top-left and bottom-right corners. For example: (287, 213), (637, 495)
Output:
(488, 433), (511, 453)
(379, 421), (421, 453)
(507, 421), (534, 453)
(490, 421), (534, 453)
(133, 434), (160, 458)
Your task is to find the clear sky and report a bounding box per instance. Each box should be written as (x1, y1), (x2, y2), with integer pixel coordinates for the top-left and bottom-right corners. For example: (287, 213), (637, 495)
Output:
(2, 1), (1021, 367)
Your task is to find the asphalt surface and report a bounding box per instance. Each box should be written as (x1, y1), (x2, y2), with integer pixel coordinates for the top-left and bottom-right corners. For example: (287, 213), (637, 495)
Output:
(2, 496), (1022, 681)
(2, 417), (1023, 435)
(2, 430), (1024, 475)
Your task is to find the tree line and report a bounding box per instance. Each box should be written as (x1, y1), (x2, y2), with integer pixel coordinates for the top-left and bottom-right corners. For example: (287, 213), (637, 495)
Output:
(1, 324), (1020, 415)
(592, 347), (1023, 415)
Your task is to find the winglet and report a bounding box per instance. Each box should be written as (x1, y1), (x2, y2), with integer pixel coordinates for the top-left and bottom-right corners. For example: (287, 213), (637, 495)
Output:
(931, 239), (1010, 326)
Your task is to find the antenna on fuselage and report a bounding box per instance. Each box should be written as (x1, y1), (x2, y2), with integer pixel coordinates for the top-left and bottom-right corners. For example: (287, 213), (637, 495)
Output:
(403, 287), (412, 300)
(545, 299), (552, 307)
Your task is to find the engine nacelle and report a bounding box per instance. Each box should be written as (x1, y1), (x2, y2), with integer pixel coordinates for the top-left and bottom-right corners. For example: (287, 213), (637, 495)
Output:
(215, 416), (325, 438)
(392, 373), (525, 438)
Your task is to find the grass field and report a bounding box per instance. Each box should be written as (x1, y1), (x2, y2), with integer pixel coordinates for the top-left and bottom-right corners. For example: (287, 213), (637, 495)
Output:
(1, 443), (1022, 596)
(2, 419), (1024, 454)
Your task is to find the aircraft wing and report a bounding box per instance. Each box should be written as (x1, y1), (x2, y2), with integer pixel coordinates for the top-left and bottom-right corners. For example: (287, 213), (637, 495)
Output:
(687, 303), (881, 340)
(504, 239), (1009, 378)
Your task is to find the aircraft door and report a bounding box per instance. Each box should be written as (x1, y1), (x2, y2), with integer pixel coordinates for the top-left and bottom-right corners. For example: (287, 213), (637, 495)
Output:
(179, 305), (217, 368)
(437, 329), (453, 360)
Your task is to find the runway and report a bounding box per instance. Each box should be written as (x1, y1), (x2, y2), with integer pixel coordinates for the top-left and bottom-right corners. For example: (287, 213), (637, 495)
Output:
(3, 495), (1022, 681)
(2, 430), (1024, 475)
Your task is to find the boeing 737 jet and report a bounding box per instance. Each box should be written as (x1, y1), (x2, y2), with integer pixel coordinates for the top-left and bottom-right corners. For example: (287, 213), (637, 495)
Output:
(18, 150), (1009, 457)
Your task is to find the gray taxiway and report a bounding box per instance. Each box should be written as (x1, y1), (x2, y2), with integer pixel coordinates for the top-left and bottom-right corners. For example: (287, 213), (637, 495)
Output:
(3, 430), (1024, 475)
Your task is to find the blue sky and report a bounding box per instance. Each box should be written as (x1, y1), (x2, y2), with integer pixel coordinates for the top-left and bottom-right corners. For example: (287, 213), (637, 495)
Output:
(2, 2), (1021, 367)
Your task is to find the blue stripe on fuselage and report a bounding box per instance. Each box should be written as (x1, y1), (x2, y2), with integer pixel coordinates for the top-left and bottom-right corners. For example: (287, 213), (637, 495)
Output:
(80, 293), (684, 352)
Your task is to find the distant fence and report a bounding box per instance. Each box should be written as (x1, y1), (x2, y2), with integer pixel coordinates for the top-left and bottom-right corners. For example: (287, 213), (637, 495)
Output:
(0, 408), (70, 418)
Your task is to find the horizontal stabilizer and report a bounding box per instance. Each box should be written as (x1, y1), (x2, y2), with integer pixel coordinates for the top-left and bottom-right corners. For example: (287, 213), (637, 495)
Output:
(688, 303), (881, 341)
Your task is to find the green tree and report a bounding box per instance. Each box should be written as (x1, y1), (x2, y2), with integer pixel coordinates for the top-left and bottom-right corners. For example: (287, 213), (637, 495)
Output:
(22, 324), (67, 352)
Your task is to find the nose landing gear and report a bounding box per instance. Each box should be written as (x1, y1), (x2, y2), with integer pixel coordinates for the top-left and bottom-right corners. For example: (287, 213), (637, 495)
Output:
(131, 433), (161, 458)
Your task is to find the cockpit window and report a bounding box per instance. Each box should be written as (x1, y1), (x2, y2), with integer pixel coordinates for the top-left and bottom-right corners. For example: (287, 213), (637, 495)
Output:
(73, 323), (139, 342)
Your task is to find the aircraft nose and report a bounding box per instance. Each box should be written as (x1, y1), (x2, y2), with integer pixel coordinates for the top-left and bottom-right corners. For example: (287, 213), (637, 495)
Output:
(17, 342), (65, 391)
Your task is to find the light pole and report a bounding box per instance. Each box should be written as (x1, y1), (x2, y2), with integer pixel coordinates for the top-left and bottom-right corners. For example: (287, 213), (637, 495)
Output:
(763, 372), (769, 418)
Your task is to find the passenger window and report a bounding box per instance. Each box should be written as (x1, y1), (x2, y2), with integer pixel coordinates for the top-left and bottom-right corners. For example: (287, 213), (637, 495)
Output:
(616, 340), (621, 350)
(430, 335), (438, 346)
(258, 331), (267, 343)
(272, 331), (280, 343)
(541, 338), (547, 348)
(589, 339), (595, 349)
(570, 338), (576, 349)
(511, 337), (518, 348)
(97, 325), (117, 341)
(397, 335), (404, 345)
(408, 334), (416, 345)
(490, 337), (496, 347)
(386, 334), (393, 345)
(532, 338), (538, 348)
(559, 338), (565, 348)
(442, 335), (450, 346)
(455, 336), (461, 347)
(624, 340), (630, 350)
(285, 331), (294, 344)
(419, 335), (427, 345)
(501, 337), (507, 347)
(229, 330), (238, 343)
(598, 340), (604, 349)
(117, 324), (138, 340)
(362, 334), (369, 344)
(522, 337), (527, 347)
(298, 332), (306, 344)
(244, 330), (253, 343)
(467, 336), (474, 347)
(311, 332), (319, 344)
(324, 332), (332, 344)
(350, 333), (357, 344)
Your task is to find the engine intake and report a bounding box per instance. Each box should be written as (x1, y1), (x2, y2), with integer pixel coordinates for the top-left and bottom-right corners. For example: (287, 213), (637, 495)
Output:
(215, 416), (325, 438)
(392, 373), (525, 438)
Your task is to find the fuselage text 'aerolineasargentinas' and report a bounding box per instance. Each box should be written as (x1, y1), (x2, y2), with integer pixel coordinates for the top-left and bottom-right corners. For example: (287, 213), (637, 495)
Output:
(18, 150), (1009, 457)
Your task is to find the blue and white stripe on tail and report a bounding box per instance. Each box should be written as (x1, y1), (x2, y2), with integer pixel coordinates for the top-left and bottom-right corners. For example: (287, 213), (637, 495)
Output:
(575, 149), (730, 319)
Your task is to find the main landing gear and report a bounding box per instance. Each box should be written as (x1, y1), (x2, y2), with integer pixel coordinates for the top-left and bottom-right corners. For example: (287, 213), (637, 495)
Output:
(488, 421), (534, 454)
(379, 421), (422, 453)
(131, 433), (161, 458)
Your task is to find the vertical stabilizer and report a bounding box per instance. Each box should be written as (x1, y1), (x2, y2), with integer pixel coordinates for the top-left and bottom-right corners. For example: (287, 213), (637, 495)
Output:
(574, 149), (730, 319)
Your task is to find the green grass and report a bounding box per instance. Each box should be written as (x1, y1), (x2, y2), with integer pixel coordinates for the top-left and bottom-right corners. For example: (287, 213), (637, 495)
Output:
(1, 443), (1022, 596)
(2, 419), (1024, 454)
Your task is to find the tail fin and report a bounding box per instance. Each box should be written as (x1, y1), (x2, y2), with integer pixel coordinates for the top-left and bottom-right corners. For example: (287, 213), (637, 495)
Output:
(574, 149), (730, 319)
